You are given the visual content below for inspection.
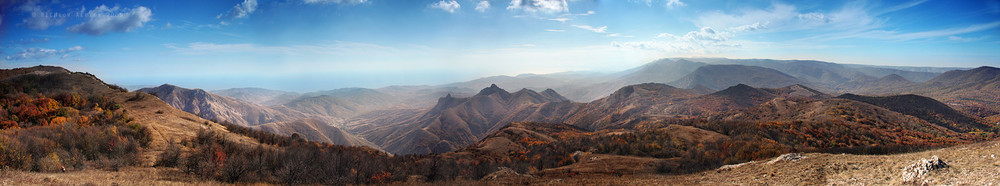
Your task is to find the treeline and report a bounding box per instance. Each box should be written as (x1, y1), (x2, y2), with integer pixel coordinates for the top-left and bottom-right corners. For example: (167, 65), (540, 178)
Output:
(167, 122), (517, 184)
(0, 92), (151, 172)
(174, 121), (614, 184)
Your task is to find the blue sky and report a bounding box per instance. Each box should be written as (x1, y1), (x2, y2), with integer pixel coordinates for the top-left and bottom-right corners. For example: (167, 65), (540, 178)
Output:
(1, 0), (998, 91)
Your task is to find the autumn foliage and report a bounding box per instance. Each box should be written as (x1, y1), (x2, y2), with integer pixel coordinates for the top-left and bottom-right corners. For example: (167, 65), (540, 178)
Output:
(0, 92), (150, 172)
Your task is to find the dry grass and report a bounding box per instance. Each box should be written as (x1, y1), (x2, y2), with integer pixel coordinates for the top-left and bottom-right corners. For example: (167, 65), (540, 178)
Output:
(115, 92), (263, 166)
(0, 167), (237, 186)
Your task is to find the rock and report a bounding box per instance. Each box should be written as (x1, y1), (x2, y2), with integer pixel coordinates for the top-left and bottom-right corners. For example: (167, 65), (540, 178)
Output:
(571, 151), (589, 163)
(901, 155), (948, 182)
(481, 167), (531, 181)
(767, 153), (804, 164)
(716, 161), (752, 172)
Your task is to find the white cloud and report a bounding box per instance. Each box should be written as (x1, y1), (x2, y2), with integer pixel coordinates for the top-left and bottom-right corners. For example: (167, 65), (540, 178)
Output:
(545, 29), (565, 32)
(67, 5), (153, 36)
(507, 0), (568, 14)
(4, 46), (84, 61)
(430, 0), (461, 13)
(475, 1), (491, 13)
(548, 18), (569, 22)
(18, 1), (69, 30)
(571, 25), (607, 33)
(666, 0), (686, 9)
(303, 0), (368, 4)
(694, 3), (798, 31)
(218, 0), (258, 21)
(731, 22), (768, 32)
(633, 0), (685, 9)
(613, 27), (739, 54)
(797, 12), (829, 23)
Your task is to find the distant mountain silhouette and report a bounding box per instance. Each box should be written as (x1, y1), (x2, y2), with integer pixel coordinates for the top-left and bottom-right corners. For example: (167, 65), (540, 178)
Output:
(836, 74), (917, 93)
(668, 65), (809, 90)
(211, 87), (300, 106)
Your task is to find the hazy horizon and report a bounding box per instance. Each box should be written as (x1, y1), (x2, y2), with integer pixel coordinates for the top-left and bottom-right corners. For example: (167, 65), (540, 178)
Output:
(2, 0), (999, 91)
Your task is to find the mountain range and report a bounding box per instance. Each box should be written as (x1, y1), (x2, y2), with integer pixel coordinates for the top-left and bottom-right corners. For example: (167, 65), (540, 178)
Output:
(3, 61), (999, 185)
(126, 58), (998, 156)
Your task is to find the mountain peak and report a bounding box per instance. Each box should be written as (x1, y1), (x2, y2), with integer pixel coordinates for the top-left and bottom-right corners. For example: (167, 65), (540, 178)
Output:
(928, 66), (1000, 84)
(710, 84), (774, 98)
(879, 74), (911, 82)
(477, 83), (510, 97)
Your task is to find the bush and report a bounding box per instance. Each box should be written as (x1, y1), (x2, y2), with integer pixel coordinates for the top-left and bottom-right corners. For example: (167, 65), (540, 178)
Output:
(156, 141), (183, 167)
(0, 136), (30, 170)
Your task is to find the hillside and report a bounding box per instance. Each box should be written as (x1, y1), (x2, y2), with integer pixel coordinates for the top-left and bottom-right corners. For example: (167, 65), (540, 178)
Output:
(251, 118), (378, 148)
(562, 83), (700, 130)
(835, 74), (917, 92)
(354, 84), (580, 154)
(902, 66), (1000, 123)
(837, 93), (990, 133)
(138, 84), (303, 126)
(211, 87), (300, 106)
(0, 66), (261, 168)
(668, 65), (809, 90)
(277, 88), (398, 119)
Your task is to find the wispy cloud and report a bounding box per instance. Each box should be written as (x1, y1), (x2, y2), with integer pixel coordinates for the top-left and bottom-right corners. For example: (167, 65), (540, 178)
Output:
(613, 27), (738, 54)
(876, 0), (928, 15)
(67, 5), (153, 35)
(571, 24), (607, 33)
(886, 21), (1000, 41)
(10, 38), (51, 45)
(218, 0), (257, 23)
(430, 0), (461, 13)
(949, 35), (990, 42)
(548, 18), (569, 22)
(545, 29), (565, 32)
(632, 0), (686, 9)
(4, 46), (84, 61)
(165, 41), (398, 56)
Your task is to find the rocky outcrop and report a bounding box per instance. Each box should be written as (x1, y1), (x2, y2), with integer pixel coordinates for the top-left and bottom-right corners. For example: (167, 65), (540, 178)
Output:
(766, 153), (804, 164)
(901, 155), (948, 182)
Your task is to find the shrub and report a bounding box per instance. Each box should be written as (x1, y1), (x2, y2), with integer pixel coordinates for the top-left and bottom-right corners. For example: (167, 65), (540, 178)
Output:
(156, 141), (183, 167)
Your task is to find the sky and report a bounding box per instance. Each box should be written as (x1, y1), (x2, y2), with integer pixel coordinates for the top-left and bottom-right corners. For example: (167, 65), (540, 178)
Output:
(0, 0), (999, 91)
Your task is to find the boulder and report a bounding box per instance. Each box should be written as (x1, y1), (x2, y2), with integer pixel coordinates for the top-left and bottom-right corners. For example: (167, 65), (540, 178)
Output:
(766, 153), (804, 164)
(901, 155), (948, 182)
